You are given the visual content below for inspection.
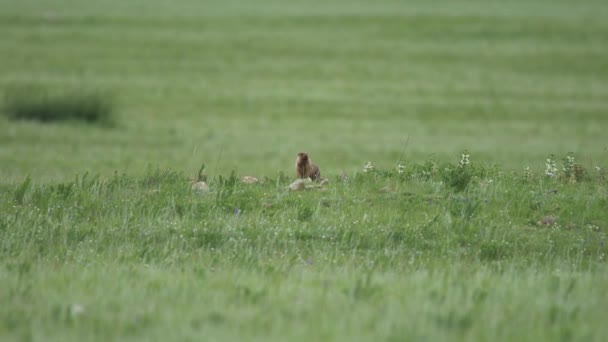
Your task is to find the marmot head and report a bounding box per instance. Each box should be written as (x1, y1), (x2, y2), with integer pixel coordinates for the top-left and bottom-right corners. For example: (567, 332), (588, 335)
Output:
(296, 152), (309, 166)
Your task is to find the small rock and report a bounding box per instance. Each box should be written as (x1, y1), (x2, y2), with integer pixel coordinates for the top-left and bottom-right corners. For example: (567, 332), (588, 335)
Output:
(289, 178), (330, 191)
(70, 303), (85, 317)
(191, 181), (210, 192)
(241, 176), (258, 184)
(538, 216), (557, 227)
(379, 186), (394, 193)
(289, 178), (310, 191)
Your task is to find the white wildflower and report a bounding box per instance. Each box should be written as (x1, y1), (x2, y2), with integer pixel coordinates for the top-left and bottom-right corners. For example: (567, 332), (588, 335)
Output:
(545, 155), (558, 177)
(563, 153), (575, 173)
(459, 151), (470, 168)
(524, 166), (533, 179)
(397, 163), (406, 174)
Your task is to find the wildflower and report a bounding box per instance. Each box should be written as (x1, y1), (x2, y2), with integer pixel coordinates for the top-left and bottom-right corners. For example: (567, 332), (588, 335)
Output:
(562, 152), (584, 183)
(340, 171), (349, 182)
(524, 166), (533, 180)
(563, 152), (575, 173)
(363, 161), (374, 173)
(459, 151), (470, 168)
(397, 163), (406, 174)
(545, 154), (558, 177)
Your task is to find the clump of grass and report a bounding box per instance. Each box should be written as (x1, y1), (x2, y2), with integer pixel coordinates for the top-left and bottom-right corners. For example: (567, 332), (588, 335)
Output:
(3, 85), (114, 126)
(443, 150), (473, 192)
(562, 152), (586, 183)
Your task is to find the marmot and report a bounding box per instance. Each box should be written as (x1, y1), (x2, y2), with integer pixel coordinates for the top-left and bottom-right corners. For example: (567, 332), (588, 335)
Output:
(295, 152), (321, 181)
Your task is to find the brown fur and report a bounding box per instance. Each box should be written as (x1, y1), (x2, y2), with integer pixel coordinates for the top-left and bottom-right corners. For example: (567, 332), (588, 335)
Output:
(295, 152), (321, 181)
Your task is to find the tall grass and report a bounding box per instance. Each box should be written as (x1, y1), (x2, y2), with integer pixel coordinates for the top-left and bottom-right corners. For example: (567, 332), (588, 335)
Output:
(1, 162), (606, 341)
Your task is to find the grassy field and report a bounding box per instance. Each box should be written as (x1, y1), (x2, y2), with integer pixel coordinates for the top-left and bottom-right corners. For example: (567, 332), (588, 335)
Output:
(1, 0), (607, 180)
(2, 165), (607, 341)
(1, 0), (608, 341)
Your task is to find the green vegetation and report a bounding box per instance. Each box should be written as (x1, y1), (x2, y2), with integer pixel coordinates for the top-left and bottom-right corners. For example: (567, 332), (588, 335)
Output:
(1, 163), (607, 341)
(1, 0), (607, 341)
(1, 0), (607, 181)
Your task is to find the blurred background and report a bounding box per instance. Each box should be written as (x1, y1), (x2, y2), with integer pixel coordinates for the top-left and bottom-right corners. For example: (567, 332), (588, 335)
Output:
(1, 0), (607, 181)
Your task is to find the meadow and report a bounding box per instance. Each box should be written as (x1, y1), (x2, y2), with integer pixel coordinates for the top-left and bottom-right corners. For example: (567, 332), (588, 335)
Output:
(1, 0), (608, 341)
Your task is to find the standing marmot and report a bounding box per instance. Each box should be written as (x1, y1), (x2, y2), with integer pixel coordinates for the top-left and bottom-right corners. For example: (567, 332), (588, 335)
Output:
(295, 152), (321, 181)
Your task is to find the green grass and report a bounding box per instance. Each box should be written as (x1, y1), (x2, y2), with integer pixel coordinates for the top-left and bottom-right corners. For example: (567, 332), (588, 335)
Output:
(1, 0), (608, 340)
(1, 0), (607, 181)
(1, 166), (607, 341)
